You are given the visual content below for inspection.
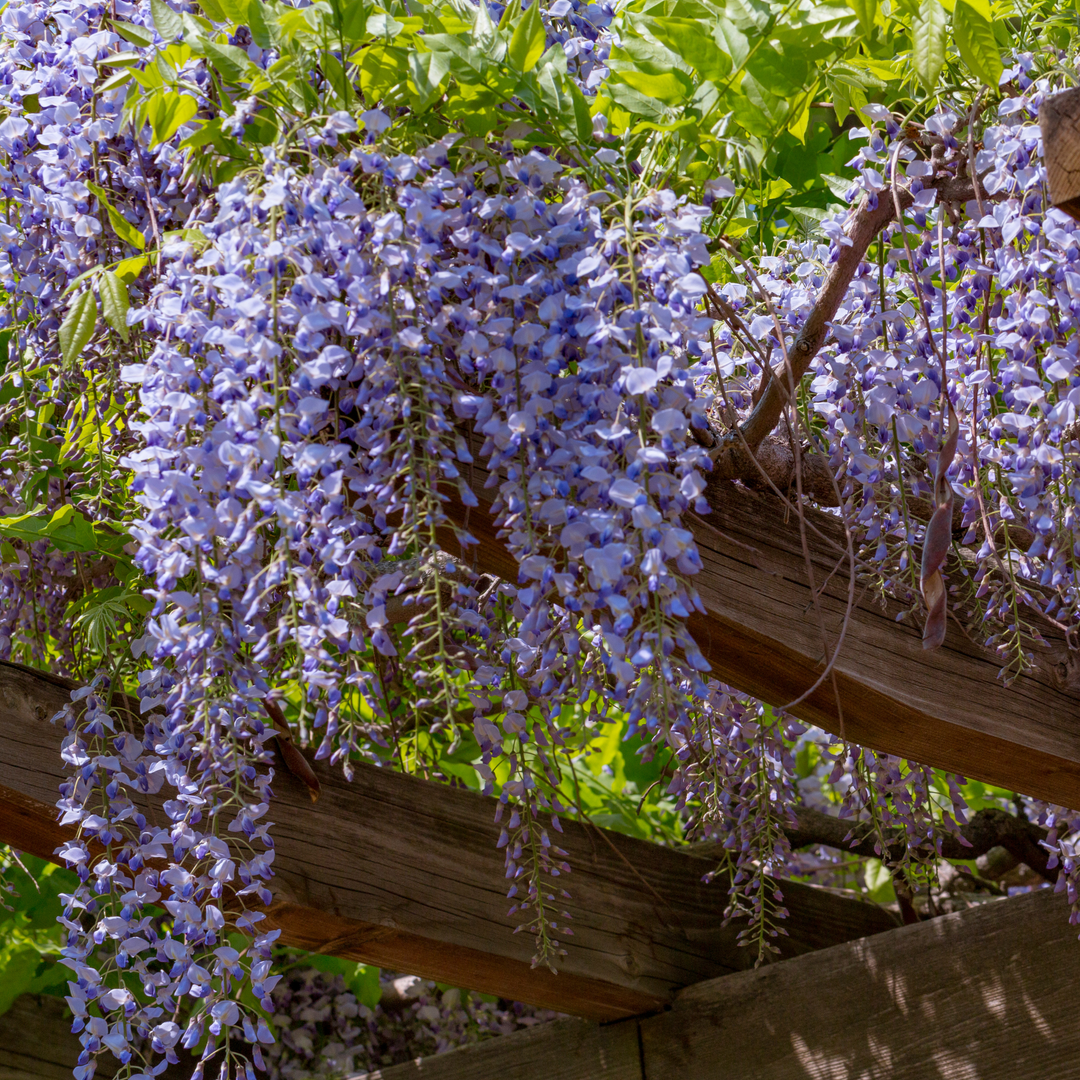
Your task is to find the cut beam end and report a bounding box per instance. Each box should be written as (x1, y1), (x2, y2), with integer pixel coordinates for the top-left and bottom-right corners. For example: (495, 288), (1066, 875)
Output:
(1041, 87), (1080, 223)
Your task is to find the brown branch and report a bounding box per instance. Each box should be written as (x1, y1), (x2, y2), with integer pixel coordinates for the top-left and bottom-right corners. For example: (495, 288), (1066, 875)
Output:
(687, 805), (1053, 881)
(711, 173), (983, 482)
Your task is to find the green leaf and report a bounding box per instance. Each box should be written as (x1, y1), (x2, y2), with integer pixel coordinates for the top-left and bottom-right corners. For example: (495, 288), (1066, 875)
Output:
(422, 35), (487, 81)
(846, 0), (878, 36)
(611, 67), (693, 106)
(151, 0), (184, 40)
(828, 75), (850, 122)
(0, 950), (42, 1016)
(96, 69), (134, 94)
(146, 91), (199, 144)
(472, 0), (498, 49)
(108, 18), (154, 47)
(567, 78), (593, 144)
(863, 859), (897, 904)
(713, 17), (750, 69)
(202, 39), (254, 82)
(198, 0), (228, 20)
(85, 182), (147, 251)
(58, 291), (97, 366)
(953, 0), (1002, 86)
(247, 0), (274, 47)
(407, 49), (449, 110)
(218, 0), (250, 21)
(647, 18), (731, 81)
(337, 0), (370, 40)
(958, 0), (991, 17)
(507, 0), (546, 73)
(603, 79), (669, 121)
(348, 964), (383, 1009)
(116, 255), (149, 283)
(366, 11), (404, 37)
(911, 0), (946, 91)
(98, 272), (130, 343)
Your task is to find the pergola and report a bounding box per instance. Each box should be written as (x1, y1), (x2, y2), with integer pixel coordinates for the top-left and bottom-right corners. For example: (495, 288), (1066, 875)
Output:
(2, 90), (1080, 1080)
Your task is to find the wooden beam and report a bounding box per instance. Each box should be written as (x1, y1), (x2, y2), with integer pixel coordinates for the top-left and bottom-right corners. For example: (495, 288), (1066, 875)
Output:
(444, 464), (1080, 809)
(355, 1019), (642, 1080)
(0, 994), (193, 1080)
(352, 887), (1080, 1080)
(1041, 87), (1080, 222)
(0, 660), (894, 1021)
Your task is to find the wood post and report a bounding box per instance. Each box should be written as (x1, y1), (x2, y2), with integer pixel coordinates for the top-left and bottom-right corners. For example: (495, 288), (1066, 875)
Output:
(1041, 87), (1080, 222)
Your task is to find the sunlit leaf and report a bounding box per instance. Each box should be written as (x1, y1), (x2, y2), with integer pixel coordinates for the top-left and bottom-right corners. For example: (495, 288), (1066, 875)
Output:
(98, 272), (130, 343)
(58, 290), (97, 366)
(507, 0), (546, 73)
(953, 0), (1002, 86)
(150, 0), (183, 40)
(911, 0), (947, 91)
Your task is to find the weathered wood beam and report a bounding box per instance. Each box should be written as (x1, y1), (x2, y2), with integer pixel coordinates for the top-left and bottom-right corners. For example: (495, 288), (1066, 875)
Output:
(445, 466), (1080, 809)
(356, 1018), (642, 1080)
(0, 660), (893, 1021)
(355, 887), (1080, 1080)
(0, 995), (193, 1080)
(1041, 88), (1080, 223)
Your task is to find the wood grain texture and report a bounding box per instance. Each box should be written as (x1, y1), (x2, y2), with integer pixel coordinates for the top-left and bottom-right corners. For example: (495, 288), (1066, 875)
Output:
(445, 461), (1080, 810)
(353, 1019), (642, 1080)
(1041, 87), (1080, 222)
(347, 889), (1080, 1080)
(0, 661), (894, 1021)
(0, 994), (193, 1080)
(640, 887), (1080, 1079)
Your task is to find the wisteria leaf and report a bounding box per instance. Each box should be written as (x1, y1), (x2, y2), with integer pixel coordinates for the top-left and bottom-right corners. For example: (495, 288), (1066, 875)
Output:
(246, 0), (274, 47)
(150, 0), (183, 40)
(197, 0), (227, 21)
(508, 0), (546, 73)
(58, 290), (98, 366)
(407, 50), (450, 111)
(99, 273), (130, 344)
(85, 182), (147, 251)
(146, 92), (199, 145)
(202, 40), (254, 83)
(911, 0), (946, 91)
(115, 256), (149, 283)
(108, 18), (154, 48)
(953, 0), (1002, 87)
(846, 0), (878, 36)
(217, 0), (250, 23)
(647, 17), (731, 82)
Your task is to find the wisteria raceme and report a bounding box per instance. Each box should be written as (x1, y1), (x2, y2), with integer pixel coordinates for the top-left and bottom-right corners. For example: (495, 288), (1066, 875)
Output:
(0, 0), (1078, 1075)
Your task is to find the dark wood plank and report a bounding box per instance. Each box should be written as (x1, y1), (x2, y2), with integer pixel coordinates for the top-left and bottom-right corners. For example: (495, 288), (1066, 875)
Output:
(0, 994), (193, 1080)
(444, 464), (1080, 810)
(0, 661), (894, 1021)
(353, 1018), (642, 1080)
(641, 887), (1079, 1079)
(1041, 87), (1080, 222)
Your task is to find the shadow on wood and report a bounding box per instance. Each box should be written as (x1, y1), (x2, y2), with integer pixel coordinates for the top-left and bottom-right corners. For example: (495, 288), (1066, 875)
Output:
(348, 888), (1080, 1079)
